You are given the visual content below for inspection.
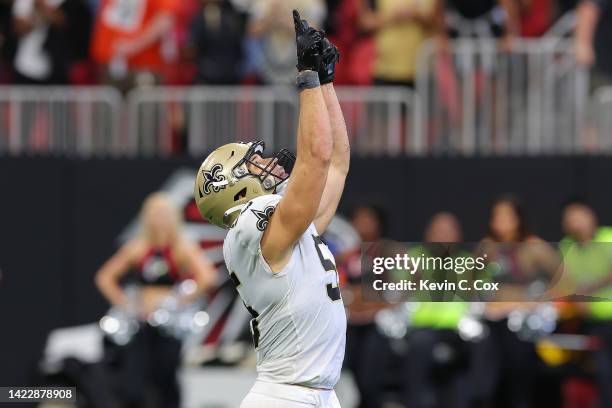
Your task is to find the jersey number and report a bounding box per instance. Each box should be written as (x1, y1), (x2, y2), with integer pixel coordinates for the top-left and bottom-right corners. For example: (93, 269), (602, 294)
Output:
(312, 235), (341, 301)
(229, 236), (340, 348)
(230, 272), (261, 348)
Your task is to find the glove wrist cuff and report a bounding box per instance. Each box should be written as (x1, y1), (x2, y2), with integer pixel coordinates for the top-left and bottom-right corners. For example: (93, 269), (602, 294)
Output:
(296, 70), (320, 92)
(319, 75), (334, 85)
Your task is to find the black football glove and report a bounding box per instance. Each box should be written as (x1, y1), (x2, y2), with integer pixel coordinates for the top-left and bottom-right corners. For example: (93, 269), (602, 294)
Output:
(293, 10), (324, 72)
(318, 37), (340, 85)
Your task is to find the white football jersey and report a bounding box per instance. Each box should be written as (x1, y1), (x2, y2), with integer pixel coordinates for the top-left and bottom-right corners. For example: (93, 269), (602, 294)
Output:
(223, 194), (347, 389)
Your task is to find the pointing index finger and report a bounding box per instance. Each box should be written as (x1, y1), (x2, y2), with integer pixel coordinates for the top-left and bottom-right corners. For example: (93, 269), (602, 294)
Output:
(293, 9), (308, 34)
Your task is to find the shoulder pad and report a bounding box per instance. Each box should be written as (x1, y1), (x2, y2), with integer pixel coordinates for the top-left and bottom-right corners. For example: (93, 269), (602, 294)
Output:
(230, 194), (282, 254)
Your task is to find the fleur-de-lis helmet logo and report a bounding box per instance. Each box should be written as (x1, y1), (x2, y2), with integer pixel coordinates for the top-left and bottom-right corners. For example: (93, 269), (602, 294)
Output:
(200, 164), (226, 197)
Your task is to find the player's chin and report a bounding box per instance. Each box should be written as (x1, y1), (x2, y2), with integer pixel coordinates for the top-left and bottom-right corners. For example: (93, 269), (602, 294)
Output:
(271, 167), (288, 179)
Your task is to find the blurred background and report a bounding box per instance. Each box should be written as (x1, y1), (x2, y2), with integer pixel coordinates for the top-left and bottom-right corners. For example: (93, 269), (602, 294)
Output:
(1, 0), (612, 407)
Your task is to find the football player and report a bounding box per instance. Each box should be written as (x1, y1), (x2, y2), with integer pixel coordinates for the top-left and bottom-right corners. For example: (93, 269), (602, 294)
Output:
(194, 10), (349, 408)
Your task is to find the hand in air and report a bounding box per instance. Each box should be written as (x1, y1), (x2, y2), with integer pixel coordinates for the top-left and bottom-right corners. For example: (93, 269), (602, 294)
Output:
(293, 10), (324, 72)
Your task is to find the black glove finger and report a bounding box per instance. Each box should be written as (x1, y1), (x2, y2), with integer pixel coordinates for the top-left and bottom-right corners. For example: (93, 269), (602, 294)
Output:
(298, 28), (322, 53)
(321, 38), (339, 64)
(332, 44), (340, 62)
(320, 37), (332, 54)
(309, 28), (323, 43)
(293, 10), (309, 35)
(321, 37), (335, 51)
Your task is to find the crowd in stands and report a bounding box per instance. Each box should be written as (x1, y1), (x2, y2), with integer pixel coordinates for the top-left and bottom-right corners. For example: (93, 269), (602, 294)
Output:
(0, 0), (609, 89)
(341, 196), (612, 407)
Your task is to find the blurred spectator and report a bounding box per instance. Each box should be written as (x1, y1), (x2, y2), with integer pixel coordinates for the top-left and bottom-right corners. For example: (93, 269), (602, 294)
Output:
(574, 0), (612, 88)
(95, 193), (216, 408)
(478, 194), (559, 408)
(11, 0), (85, 84)
(350, 204), (387, 244)
(482, 195), (560, 302)
(517, 0), (554, 37)
(424, 211), (462, 242)
(402, 212), (472, 408)
(160, 0), (198, 85)
(84, 0), (100, 13)
(357, 0), (439, 87)
(560, 199), (612, 407)
(486, 194), (532, 243)
(323, 0), (376, 85)
(61, 1), (94, 84)
(91, 0), (178, 91)
(323, 0), (342, 34)
(562, 199), (602, 243)
(561, 199), (612, 303)
(246, 0), (326, 84)
(186, 0), (246, 84)
(440, 0), (521, 48)
(343, 204), (395, 408)
(559, 0), (580, 13)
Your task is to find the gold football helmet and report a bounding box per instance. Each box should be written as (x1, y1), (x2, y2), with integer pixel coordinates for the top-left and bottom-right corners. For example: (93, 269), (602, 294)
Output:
(194, 140), (295, 229)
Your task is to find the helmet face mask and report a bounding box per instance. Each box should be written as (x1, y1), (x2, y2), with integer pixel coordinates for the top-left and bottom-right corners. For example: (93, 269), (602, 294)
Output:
(237, 140), (295, 192)
(194, 140), (295, 229)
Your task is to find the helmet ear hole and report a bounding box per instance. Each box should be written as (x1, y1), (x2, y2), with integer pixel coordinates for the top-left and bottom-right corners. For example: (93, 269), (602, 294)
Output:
(233, 187), (247, 201)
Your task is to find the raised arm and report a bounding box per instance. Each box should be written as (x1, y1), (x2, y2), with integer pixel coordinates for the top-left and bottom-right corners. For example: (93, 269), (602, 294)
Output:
(13, 1), (66, 36)
(113, 11), (174, 58)
(95, 240), (141, 308)
(261, 11), (332, 272)
(498, 0), (521, 39)
(177, 238), (218, 303)
(575, 1), (601, 67)
(313, 40), (350, 233)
